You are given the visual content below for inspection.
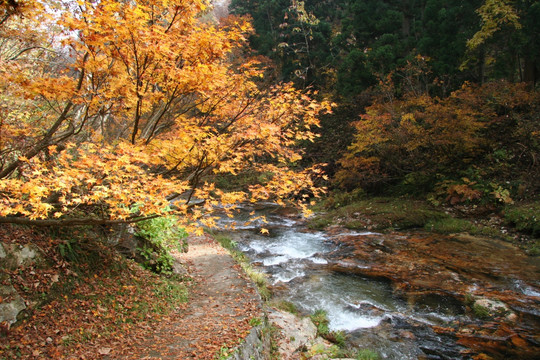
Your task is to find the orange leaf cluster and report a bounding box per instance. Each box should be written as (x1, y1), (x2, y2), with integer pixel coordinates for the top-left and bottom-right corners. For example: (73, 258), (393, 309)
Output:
(0, 0), (332, 227)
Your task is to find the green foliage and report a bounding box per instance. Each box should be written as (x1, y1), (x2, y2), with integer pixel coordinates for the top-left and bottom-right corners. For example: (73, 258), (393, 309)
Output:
(310, 309), (330, 336)
(319, 188), (366, 210)
(136, 215), (188, 252)
(216, 346), (235, 360)
(232, 0), (540, 195)
(464, 293), (475, 306)
(356, 349), (380, 360)
(249, 317), (263, 327)
(425, 213), (512, 239)
(527, 241), (540, 256)
(271, 300), (299, 315)
(137, 244), (175, 275)
(504, 202), (540, 237)
(325, 330), (347, 348)
(425, 218), (475, 234)
(58, 239), (82, 263)
(472, 303), (491, 319)
(135, 214), (188, 274)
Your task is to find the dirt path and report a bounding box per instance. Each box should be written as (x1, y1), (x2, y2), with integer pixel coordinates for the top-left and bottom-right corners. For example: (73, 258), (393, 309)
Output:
(113, 234), (264, 359)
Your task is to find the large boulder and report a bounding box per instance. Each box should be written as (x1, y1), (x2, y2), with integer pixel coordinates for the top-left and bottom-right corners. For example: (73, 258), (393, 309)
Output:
(268, 309), (318, 358)
(268, 309), (343, 359)
(0, 242), (40, 329)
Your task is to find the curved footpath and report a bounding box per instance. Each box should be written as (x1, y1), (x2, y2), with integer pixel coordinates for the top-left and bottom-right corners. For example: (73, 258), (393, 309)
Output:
(110, 233), (265, 360)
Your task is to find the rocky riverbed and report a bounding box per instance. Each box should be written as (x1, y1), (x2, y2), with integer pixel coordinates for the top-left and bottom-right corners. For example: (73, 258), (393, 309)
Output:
(218, 203), (540, 359)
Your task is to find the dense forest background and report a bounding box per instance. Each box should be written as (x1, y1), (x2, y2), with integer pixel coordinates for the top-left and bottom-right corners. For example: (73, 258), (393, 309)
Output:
(231, 0), (540, 205)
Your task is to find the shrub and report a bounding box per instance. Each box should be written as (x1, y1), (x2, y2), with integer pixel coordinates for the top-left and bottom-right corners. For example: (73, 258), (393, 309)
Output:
(504, 202), (540, 237)
(135, 214), (188, 274)
(310, 309), (330, 336)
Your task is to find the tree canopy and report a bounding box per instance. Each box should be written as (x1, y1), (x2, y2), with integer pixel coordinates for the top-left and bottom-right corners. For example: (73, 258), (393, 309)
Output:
(233, 0), (540, 201)
(0, 0), (331, 229)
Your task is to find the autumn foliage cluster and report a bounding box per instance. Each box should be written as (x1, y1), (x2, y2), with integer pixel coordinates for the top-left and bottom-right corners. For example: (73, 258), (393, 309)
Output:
(0, 0), (330, 228)
(338, 58), (540, 203)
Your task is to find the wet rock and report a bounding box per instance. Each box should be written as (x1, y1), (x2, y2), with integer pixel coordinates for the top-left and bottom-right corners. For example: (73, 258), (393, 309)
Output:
(325, 229), (540, 358)
(345, 302), (387, 318)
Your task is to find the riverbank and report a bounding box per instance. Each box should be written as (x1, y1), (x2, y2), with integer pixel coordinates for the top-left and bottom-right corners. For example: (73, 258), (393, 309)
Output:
(307, 195), (540, 255)
(214, 199), (540, 359)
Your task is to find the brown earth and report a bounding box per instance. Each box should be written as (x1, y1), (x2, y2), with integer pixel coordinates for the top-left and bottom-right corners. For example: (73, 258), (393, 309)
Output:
(0, 227), (265, 360)
(111, 233), (264, 359)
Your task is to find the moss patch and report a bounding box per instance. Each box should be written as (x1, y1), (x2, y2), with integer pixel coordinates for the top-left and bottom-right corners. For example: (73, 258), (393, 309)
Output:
(504, 202), (540, 237)
(308, 197), (448, 231)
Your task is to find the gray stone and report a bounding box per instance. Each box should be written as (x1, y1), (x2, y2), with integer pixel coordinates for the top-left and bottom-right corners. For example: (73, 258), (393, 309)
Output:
(172, 259), (188, 276)
(15, 244), (38, 265)
(267, 309), (319, 359)
(1, 243), (41, 269)
(228, 321), (272, 360)
(114, 224), (140, 257)
(0, 284), (26, 326)
(0, 243), (6, 258)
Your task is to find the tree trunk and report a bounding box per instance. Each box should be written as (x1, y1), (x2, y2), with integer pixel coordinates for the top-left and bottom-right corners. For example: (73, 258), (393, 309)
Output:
(523, 58), (537, 86)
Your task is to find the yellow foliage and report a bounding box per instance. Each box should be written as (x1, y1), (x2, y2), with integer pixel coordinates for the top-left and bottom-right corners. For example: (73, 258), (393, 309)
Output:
(0, 0), (331, 227)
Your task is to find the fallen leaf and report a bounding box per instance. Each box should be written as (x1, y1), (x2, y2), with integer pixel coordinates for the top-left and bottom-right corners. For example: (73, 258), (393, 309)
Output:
(98, 347), (111, 355)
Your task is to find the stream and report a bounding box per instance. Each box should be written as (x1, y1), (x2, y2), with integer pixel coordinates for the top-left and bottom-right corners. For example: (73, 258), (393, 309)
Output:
(215, 203), (540, 359)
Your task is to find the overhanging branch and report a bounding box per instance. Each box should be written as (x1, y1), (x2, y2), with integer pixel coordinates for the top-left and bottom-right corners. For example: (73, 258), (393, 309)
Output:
(0, 214), (161, 227)
(0, 199), (207, 227)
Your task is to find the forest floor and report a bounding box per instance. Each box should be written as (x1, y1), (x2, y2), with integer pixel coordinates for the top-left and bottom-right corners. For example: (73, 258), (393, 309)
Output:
(111, 233), (264, 360)
(0, 228), (265, 360)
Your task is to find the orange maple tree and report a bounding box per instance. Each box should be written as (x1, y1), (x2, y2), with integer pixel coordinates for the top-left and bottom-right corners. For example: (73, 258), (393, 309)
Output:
(337, 57), (540, 197)
(0, 0), (331, 229)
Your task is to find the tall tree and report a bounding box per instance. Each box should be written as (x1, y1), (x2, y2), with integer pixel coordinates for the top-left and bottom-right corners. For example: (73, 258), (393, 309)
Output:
(0, 0), (331, 228)
(463, 0), (540, 84)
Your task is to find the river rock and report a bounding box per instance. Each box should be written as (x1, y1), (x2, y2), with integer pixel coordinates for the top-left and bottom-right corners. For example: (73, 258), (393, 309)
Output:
(324, 229), (540, 358)
(0, 283), (26, 327)
(474, 297), (514, 319)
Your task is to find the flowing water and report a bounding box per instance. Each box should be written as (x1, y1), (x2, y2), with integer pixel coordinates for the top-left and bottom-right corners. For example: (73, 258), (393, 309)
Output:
(215, 203), (540, 359)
